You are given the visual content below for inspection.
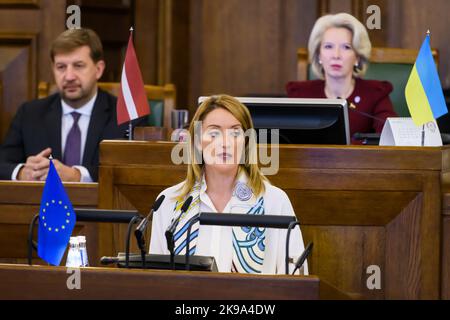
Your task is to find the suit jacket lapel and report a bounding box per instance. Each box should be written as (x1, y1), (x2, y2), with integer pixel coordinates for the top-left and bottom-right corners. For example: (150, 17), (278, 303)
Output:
(83, 91), (111, 165)
(44, 97), (62, 160)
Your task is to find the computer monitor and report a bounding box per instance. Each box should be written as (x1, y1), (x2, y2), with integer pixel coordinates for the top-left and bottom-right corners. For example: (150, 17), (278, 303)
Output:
(198, 97), (350, 145)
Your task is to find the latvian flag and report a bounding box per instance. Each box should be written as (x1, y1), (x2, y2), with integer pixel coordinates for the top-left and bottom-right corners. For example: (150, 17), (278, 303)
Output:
(116, 30), (150, 125)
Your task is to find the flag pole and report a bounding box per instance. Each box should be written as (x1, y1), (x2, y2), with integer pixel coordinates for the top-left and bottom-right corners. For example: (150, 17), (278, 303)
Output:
(421, 124), (425, 146)
(421, 29), (430, 147)
(128, 26), (134, 141)
(128, 122), (133, 141)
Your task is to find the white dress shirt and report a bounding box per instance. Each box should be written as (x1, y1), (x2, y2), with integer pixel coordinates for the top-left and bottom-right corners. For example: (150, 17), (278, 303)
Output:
(150, 179), (308, 275)
(12, 94), (97, 182)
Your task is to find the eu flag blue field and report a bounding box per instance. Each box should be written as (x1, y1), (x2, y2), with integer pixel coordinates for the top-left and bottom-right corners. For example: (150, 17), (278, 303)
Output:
(37, 160), (76, 266)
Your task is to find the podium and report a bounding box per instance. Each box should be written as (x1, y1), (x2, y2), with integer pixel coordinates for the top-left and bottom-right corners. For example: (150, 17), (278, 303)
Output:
(98, 141), (450, 299)
(0, 264), (347, 300)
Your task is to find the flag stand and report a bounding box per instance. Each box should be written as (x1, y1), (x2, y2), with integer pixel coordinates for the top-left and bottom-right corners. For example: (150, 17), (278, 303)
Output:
(421, 124), (425, 146)
(129, 122), (133, 141)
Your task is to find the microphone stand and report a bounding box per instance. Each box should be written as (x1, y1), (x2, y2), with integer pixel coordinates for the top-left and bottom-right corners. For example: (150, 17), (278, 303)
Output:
(135, 213), (151, 269)
(127, 215), (143, 268)
(185, 215), (200, 271)
(286, 221), (300, 275)
(135, 195), (166, 269)
(292, 242), (313, 275)
(166, 196), (193, 270)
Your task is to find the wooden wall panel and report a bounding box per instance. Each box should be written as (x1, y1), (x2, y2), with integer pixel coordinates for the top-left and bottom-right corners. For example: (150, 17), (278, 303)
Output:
(319, 0), (352, 15)
(134, 0), (159, 85)
(0, 0), (66, 143)
(0, 46), (31, 141)
(181, 0), (317, 114)
(0, 0), (40, 7)
(442, 216), (450, 299)
(66, 0), (134, 82)
(394, 0), (450, 88)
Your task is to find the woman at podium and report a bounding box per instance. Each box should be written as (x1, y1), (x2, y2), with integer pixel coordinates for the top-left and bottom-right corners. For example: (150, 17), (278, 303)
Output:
(149, 95), (308, 275)
(286, 13), (397, 142)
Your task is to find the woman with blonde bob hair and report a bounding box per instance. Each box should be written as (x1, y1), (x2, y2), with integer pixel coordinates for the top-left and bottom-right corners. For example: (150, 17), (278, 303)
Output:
(286, 13), (397, 143)
(150, 94), (308, 275)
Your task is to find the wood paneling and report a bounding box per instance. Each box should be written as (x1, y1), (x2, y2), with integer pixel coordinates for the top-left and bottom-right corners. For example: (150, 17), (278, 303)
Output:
(0, 0), (40, 8)
(0, 265), (333, 300)
(391, 0), (450, 88)
(0, 46), (31, 141)
(165, 0), (318, 114)
(134, 0), (159, 85)
(0, 182), (98, 265)
(443, 216), (450, 299)
(66, 0), (134, 82)
(0, 0), (65, 142)
(441, 194), (450, 299)
(319, 0), (352, 15)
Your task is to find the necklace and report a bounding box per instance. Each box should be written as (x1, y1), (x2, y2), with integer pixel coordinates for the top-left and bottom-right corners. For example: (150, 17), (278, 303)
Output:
(324, 79), (355, 99)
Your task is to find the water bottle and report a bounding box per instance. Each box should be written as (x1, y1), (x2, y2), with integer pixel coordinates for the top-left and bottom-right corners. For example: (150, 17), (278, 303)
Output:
(77, 236), (89, 267)
(66, 237), (82, 268)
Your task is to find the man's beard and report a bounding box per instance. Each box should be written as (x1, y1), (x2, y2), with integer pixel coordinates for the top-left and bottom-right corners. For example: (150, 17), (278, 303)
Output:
(61, 86), (86, 102)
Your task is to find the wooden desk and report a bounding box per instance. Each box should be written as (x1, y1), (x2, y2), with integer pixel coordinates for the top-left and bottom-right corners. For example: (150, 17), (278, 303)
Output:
(98, 141), (449, 300)
(0, 264), (349, 300)
(0, 182), (98, 265)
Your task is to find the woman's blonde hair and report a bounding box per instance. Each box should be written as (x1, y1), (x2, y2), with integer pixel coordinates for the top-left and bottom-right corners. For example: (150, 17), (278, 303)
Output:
(308, 13), (372, 79)
(178, 94), (267, 199)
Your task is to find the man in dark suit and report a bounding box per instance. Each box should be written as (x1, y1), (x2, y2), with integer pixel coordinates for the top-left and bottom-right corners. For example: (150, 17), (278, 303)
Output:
(0, 28), (144, 182)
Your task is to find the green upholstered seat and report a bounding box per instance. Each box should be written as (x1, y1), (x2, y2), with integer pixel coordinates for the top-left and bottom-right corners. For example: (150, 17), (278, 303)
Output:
(365, 63), (413, 117)
(148, 100), (164, 127)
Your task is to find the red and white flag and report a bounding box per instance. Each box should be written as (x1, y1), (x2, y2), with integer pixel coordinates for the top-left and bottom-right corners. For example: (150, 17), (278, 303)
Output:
(116, 30), (150, 125)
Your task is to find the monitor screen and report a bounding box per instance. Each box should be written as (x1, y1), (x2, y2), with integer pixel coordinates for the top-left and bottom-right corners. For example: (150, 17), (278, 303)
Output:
(198, 97), (350, 145)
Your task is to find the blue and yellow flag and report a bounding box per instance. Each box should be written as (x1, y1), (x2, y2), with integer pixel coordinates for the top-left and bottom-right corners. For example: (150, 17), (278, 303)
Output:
(405, 34), (447, 126)
(37, 160), (76, 266)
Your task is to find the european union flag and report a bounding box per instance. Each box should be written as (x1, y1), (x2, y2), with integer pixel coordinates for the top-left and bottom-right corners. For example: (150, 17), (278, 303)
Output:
(37, 160), (76, 266)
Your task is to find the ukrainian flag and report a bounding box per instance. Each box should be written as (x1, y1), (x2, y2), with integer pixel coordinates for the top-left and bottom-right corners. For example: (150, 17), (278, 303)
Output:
(405, 34), (447, 126)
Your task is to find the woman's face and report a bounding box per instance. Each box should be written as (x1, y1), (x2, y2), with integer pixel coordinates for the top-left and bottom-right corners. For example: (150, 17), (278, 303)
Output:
(199, 108), (245, 174)
(319, 27), (358, 80)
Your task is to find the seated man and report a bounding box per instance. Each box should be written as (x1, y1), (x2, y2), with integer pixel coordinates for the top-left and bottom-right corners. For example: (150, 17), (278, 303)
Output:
(0, 28), (146, 182)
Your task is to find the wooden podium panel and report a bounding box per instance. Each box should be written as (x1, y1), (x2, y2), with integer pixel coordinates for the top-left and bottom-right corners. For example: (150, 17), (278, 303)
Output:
(98, 141), (449, 300)
(441, 194), (450, 299)
(0, 264), (334, 300)
(0, 182), (98, 265)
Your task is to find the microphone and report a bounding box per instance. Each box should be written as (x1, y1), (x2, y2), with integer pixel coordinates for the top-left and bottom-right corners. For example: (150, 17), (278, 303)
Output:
(134, 195), (166, 251)
(292, 242), (313, 275)
(183, 212), (297, 272)
(198, 212), (296, 229)
(338, 97), (386, 145)
(100, 256), (119, 265)
(165, 196), (193, 253)
(338, 97), (385, 124)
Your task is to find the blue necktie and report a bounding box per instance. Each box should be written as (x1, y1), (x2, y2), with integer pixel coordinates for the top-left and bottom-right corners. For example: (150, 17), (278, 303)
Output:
(63, 112), (81, 166)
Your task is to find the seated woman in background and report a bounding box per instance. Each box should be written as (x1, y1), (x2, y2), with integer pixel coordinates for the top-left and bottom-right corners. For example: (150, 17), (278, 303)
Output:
(150, 94), (308, 275)
(286, 13), (397, 142)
